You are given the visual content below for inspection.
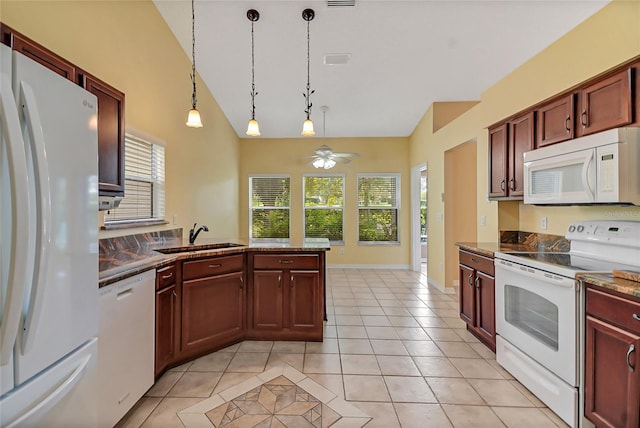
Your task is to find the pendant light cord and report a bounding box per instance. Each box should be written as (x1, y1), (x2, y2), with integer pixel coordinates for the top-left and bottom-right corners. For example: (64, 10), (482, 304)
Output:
(303, 16), (314, 120)
(190, 0), (197, 109)
(250, 20), (258, 120)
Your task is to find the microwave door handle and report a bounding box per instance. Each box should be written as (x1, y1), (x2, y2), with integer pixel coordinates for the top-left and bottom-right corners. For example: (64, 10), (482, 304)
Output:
(582, 150), (596, 202)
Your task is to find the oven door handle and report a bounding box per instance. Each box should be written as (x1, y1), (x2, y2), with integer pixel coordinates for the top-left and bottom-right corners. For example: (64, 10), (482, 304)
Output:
(495, 259), (576, 288)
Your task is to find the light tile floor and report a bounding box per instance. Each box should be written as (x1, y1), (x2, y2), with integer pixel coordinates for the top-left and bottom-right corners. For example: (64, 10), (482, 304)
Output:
(117, 268), (570, 428)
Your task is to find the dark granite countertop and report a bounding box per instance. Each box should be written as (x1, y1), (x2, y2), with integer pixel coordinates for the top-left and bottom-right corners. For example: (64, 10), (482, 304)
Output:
(455, 242), (543, 258)
(578, 273), (640, 299)
(99, 236), (330, 288)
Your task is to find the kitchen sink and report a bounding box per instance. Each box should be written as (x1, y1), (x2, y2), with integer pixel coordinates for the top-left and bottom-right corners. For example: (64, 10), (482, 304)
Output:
(154, 243), (244, 254)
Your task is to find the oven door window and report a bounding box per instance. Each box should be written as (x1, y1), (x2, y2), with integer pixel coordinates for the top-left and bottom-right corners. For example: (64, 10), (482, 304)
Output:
(504, 285), (559, 350)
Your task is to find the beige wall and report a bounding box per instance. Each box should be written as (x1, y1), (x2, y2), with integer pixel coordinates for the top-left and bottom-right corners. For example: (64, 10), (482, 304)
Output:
(239, 137), (411, 267)
(410, 0), (640, 291)
(1, 0), (241, 239)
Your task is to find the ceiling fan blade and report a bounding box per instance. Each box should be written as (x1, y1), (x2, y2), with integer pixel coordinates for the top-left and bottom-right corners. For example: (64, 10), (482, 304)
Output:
(331, 152), (360, 158)
(333, 157), (351, 164)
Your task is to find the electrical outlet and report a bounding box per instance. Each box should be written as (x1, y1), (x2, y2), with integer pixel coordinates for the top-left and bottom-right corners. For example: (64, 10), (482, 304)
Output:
(340, 248), (345, 255)
(173, 214), (178, 225)
(480, 215), (486, 227)
(540, 216), (548, 230)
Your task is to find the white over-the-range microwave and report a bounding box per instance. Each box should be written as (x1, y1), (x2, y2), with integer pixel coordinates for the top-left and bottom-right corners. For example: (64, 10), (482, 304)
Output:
(524, 127), (640, 205)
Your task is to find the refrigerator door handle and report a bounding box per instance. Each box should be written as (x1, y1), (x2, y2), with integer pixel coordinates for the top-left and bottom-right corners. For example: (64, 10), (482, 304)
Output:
(4, 354), (91, 428)
(0, 74), (31, 365)
(18, 82), (52, 354)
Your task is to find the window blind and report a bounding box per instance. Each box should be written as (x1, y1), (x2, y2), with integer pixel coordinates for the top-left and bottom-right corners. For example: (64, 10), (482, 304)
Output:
(357, 174), (400, 243)
(304, 175), (344, 242)
(104, 134), (165, 223)
(250, 176), (290, 239)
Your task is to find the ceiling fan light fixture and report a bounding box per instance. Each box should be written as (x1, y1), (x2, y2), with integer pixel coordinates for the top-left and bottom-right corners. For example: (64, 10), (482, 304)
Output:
(312, 158), (325, 168)
(323, 158), (336, 169)
(186, 0), (203, 128)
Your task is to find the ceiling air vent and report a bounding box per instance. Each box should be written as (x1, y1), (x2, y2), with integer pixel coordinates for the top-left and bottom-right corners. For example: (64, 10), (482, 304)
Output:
(324, 53), (351, 65)
(327, 0), (355, 8)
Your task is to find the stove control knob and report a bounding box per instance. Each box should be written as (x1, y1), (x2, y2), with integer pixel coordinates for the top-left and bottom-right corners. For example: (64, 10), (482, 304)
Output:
(577, 225), (584, 232)
(568, 225), (576, 233)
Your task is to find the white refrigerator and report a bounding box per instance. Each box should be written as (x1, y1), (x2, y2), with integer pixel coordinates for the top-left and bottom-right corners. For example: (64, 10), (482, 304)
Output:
(0, 44), (99, 427)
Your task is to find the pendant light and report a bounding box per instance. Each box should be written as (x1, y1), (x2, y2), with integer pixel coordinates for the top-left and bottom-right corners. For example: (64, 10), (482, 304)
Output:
(301, 8), (315, 136)
(246, 9), (261, 136)
(186, 0), (203, 128)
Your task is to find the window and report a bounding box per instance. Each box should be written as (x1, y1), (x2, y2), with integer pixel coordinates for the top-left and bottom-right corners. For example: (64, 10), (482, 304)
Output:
(250, 175), (290, 239)
(104, 134), (165, 224)
(357, 174), (400, 244)
(304, 175), (344, 243)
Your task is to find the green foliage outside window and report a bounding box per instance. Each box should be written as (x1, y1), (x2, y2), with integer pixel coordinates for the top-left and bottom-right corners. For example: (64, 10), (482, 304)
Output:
(251, 176), (290, 239)
(358, 175), (399, 243)
(304, 176), (344, 242)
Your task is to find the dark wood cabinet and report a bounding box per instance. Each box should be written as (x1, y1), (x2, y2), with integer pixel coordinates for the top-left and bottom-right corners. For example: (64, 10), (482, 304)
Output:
(1, 24), (125, 198)
(458, 249), (495, 352)
(249, 253), (324, 341)
(585, 285), (640, 428)
(577, 68), (633, 137)
(1, 23), (76, 81)
(80, 72), (125, 197)
(488, 112), (533, 200)
(181, 255), (245, 358)
(488, 124), (508, 199)
(155, 264), (179, 377)
(536, 94), (574, 147)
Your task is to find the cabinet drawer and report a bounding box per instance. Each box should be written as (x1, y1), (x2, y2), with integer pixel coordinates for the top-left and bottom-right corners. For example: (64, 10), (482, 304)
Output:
(183, 254), (244, 281)
(459, 250), (494, 276)
(586, 286), (640, 335)
(156, 264), (176, 290)
(253, 254), (319, 270)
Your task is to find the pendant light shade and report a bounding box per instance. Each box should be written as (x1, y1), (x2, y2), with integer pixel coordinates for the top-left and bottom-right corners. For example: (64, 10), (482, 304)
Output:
(186, 0), (203, 128)
(301, 8), (315, 136)
(246, 9), (261, 136)
(186, 108), (203, 128)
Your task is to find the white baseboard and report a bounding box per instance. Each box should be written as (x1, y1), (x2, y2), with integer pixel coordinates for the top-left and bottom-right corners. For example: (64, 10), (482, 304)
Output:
(427, 277), (456, 294)
(327, 264), (411, 270)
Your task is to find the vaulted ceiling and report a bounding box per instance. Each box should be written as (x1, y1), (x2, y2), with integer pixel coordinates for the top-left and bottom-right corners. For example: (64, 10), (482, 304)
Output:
(154, 0), (608, 139)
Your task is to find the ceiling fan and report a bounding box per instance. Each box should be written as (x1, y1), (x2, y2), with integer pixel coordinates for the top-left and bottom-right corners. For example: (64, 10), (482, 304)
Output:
(305, 106), (359, 169)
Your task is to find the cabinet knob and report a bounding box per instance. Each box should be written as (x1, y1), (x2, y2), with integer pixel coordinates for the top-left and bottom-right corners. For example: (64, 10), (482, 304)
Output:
(291, 276), (294, 288)
(239, 277), (244, 289)
(467, 273), (473, 286)
(208, 264), (222, 269)
(279, 260), (294, 264)
(509, 178), (515, 191)
(172, 290), (177, 298)
(633, 313), (640, 321)
(627, 344), (635, 372)
(278, 275), (281, 288)
(500, 180), (506, 191)
(565, 116), (571, 133)
(161, 272), (173, 280)
(474, 276), (480, 289)
(580, 111), (587, 128)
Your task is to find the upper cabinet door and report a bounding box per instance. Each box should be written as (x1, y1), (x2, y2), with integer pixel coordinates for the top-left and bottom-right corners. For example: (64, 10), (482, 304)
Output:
(578, 68), (632, 137)
(81, 73), (125, 196)
(1, 23), (76, 81)
(488, 124), (508, 199)
(508, 112), (534, 197)
(537, 94), (574, 148)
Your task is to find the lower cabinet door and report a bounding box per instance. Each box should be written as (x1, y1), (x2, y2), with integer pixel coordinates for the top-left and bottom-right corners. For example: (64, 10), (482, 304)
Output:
(475, 271), (496, 350)
(585, 315), (640, 428)
(181, 272), (245, 355)
(289, 270), (320, 331)
(252, 270), (284, 330)
(459, 264), (475, 325)
(155, 284), (178, 376)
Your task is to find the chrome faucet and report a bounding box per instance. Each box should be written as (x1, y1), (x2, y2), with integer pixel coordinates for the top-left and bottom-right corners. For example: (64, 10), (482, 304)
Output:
(189, 223), (209, 244)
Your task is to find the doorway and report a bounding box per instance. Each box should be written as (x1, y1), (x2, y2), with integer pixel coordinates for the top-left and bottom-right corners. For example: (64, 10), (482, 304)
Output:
(411, 163), (427, 272)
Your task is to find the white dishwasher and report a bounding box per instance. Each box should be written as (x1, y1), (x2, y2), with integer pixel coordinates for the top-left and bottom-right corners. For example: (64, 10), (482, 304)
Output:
(98, 269), (155, 428)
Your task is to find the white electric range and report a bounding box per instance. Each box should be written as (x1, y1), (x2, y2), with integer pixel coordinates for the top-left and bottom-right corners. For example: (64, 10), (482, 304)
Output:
(494, 220), (640, 428)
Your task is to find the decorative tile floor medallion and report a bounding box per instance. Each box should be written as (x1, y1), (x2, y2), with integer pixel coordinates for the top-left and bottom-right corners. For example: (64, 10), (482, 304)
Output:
(178, 364), (370, 428)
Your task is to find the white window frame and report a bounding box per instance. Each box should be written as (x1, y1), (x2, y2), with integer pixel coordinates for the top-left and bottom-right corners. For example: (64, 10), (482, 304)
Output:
(357, 173), (401, 245)
(303, 173), (345, 245)
(104, 132), (165, 226)
(249, 174), (291, 241)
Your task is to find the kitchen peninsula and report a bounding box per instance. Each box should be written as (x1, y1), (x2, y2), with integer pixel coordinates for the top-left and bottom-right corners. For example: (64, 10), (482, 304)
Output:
(98, 229), (329, 376)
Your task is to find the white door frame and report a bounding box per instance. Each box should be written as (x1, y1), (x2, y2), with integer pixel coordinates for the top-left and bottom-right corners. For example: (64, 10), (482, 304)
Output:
(411, 163), (426, 272)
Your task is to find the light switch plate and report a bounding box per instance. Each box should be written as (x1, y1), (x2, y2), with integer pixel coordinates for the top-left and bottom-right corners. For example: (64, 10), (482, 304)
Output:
(540, 216), (547, 230)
